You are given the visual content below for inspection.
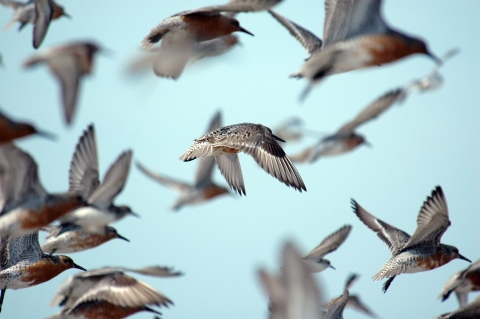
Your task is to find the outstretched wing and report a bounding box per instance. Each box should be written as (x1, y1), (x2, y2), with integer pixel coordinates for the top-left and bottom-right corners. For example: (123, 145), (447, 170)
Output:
(304, 224), (352, 259)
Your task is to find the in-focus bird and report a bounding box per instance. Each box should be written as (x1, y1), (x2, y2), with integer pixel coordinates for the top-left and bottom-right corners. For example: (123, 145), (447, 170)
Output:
(295, 0), (440, 100)
(0, 108), (55, 143)
(302, 224), (352, 272)
(179, 122), (306, 195)
(141, 0), (286, 79)
(23, 41), (101, 125)
(48, 265), (181, 319)
(439, 258), (480, 307)
(352, 186), (471, 293)
(0, 144), (84, 237)
(60, 124), (136, 234)
(137, 111), (230, 211)
(0, 232), (85, 312)
(41, 224), (129, 254)
(290, 88), (405, 163)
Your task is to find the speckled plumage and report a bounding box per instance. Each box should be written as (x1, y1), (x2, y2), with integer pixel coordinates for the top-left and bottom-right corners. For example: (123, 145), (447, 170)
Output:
(180, 123), (306, 195)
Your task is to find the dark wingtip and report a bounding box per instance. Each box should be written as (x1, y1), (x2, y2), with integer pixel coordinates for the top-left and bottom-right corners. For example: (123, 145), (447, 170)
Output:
(382, 276), (395, 293)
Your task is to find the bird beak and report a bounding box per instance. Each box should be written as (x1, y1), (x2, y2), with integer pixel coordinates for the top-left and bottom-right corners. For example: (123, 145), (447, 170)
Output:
(364, 140), (373, 148)
(239, 27), (254, 36)
(329, 265), (336, 270)
(74, 263), (87, 271)
(459, 254), (471, 262)
(36, 129), (57, 141)
(130, 211), (140, 218)
(427, 52), (443, 66)
(63, 12), (71, 19)
(116, 233), (130, 242)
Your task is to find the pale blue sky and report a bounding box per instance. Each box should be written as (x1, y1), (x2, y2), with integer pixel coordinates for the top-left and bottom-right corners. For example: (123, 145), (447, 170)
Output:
(0, 1), (479, 318)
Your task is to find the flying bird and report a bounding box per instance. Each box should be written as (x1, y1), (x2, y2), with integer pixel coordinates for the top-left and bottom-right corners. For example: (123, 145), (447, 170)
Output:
(179, 123), (306, 195)
(137, 111), (230, 211)
(352, 186), (471, 293)
(439, 258), (480, 307)
(302, 224), (352, 272)
(0, 108), (55, 143)
(23, 41), (101, 125)
(324, 274), (359, 319)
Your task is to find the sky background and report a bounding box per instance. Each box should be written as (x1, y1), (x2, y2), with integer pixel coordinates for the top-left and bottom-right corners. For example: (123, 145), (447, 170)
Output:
(0, 0), (479, 318)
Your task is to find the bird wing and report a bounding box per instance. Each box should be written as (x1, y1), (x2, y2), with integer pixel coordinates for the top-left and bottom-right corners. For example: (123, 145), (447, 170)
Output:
(268, 10), (322, 55)
(304, 224), (352, 259)
(32, 0), (53, 48)
(88, 150), (132, 207)
(66, 273), (172, 309)
(347, 295), (377, 318)
(336, 88), (404, 135)
(69, 124), (100, 201)
(194, 111), (222, 187)
(183, 0), (283, 16)
(0, 143), (47, 213)
(136, 162), (191, 194)
(351, 199), (410, 256)
(401, 186), (450, 251)
(342, 0), (387, 41)
(214, 154), (245, 196)
(323, 0), (354, 46)
(6, 232), (42, 267)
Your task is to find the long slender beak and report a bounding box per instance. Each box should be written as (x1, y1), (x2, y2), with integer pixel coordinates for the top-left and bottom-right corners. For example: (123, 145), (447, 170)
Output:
(329, 265), (336, 270)
(459, 254), (471, 262)
(130, 211), (140, 218)
(427, 51), (443, 66)
(36, 129), (57, 141)
(63, 12), (71, 19)
(116, 233), (130, 242)
(74, 263), (87, 271)
(364, 140), (373, 148)
(239, 27), (254, 36)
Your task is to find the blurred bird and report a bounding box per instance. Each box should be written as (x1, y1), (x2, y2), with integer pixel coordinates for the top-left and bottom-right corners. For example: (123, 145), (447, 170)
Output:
(1, 0), (69, 48)
(352, 186), (471, 293)
(439, 259), (480, 307)
(41, 224), (129, 254)
(0, 232), (85, 313)
(49, 266), (181, 318)
(0, 144), (84, 237)
(272, 117), (305, 143)
(258, 241), (325, 319)
(0, 108), (55, 143)
(23, 41), (101, 125)
(290, 88), (405, 163)
(137, 111), (230, 211)
(434, 295), (480, 319)
(141, 0), (285, 79)
(179, 123), (306, 195)
(324, 273), (359, 319)
(296, 0), (440, 100)
(59, 124), (136, 234)
(302, 224), (352, 273)
(346, 294), (378, 318)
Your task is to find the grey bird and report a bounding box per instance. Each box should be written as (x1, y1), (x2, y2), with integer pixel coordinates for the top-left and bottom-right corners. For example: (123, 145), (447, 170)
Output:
(258, 241), (325, 319)
(324, 274), (359, 319)
(48, 265), (180, 318)
(302, 224), (352, 273)
(290, 88), (405, 163)
(346, 294), (378, 318)
(434, 295), (480, 319)
(352, 186), (471, 293)
(0, 144), (84, 238)
(439, 259), (480, 307)
(179, 123), (306, 195)
(137, 111), (230, 211)
(23, 41), (101, 125)
(59, 124), (136, 234)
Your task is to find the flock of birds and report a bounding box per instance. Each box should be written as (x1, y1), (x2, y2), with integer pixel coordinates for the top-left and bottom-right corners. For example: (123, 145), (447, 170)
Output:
(0, 0), (477, 318)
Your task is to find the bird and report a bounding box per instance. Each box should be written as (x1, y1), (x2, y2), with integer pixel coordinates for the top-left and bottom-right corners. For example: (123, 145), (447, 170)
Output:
(324, 273), (359, 319)
(40, 224), (129, 255)
(272, 117), (305, 143)
(1, 0), (69, 49)
(137, 111), (230, 211)
(59, 124), (136, 234)
(23, 41), (101, 125)
(295, 0), (440, 100)
(179, 122), (306, 195)
(290, 88), (405, 163)
(0, 231), (86, 313)
(140, 0), (286, 79)
(439, 258), (480, 307)
(258, 241), (325, 319)
(351, 186), (471, 293)
(0, 108), (55, 143)
(434, 295), (480, 319)
(0, 143), (85, 238)
(48, 265), (181, 318)
(302, 224), (352, 272)
(346, 294), (378, 318)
